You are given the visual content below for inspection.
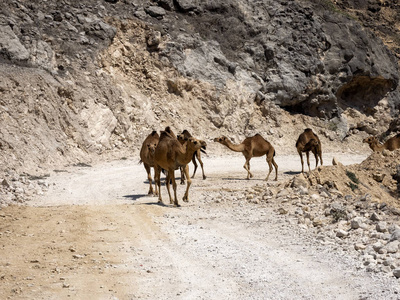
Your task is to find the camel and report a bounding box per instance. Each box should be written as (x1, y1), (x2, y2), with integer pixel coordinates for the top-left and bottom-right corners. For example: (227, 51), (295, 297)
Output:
(177, 129), (207, 180)
(154, 130), (207, 207)
(139, 130), (160, 195)
(296, 128), (323, 173)
(213, 134), (278, 181)
(363, 134), (400, 152)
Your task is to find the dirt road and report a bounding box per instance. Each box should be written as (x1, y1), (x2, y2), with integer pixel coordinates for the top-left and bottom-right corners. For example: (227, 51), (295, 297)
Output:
(1, 153), (399, 299)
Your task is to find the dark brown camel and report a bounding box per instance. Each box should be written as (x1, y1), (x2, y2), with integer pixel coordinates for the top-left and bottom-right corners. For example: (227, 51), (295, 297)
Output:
(213, 134), (278, 181)
(296, 128), (323, 173)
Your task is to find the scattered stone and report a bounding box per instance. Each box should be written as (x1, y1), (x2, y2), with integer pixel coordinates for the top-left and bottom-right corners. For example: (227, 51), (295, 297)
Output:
(278, 207), (288, 215)
(376, 222), (388, 233)
(145, 6), (166, 19)
(384, 241), (400, 254)
(291, 174), (308, 189)
(336, 229), (349, 238)
(393, 269), (400, 278)
(354, 243), (366, 251)
(351, 217), (365, 230)
(373, 241), (384, 253)
(370, 212), (381, 222)
(372, 173), (385, 182)
(390, 229), (400, 241)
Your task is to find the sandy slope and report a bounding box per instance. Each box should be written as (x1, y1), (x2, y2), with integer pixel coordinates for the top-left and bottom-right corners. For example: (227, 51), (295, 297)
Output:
(1, 153), (399, 299)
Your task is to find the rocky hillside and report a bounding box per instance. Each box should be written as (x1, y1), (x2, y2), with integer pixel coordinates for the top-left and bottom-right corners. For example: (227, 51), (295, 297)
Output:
(0, 0), (399, 177)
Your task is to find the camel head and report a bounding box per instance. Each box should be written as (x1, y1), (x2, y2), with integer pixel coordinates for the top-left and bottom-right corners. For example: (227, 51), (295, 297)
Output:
(187, 137), (207, 151)
(177, 133), (188, 145)
(147, 142), (157, 155)
(213, 136), (229, 144)
(363, 136), (378, 145)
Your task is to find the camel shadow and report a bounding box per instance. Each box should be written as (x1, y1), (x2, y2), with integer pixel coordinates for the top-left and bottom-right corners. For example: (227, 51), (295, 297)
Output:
(123, 194), (148, 201)
(139, 201), (183, 208)
(222, 177), (264, 181)
(284, 171), (301, 175)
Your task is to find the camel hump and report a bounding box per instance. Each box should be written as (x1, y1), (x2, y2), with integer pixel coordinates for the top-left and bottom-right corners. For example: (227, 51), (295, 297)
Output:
(150, 130), (160, 139)
(182, 129), (191, 136)
(304, 128), (313, 133)
(164, 126), (177, 138)
(160, 130), (173, 140)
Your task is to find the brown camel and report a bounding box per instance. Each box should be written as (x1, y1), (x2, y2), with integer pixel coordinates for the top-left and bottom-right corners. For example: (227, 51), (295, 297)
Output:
(213, 134), (278, 181)
(154, 130), (207, 206)
(177, 129), (207, 180)
(363, 134), (400, 152)
(296, 128), (323, 173)
(139, 130), (160, 195)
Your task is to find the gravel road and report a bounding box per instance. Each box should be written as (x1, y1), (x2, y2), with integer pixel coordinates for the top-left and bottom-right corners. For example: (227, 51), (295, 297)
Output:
(1, 153), (399, 299)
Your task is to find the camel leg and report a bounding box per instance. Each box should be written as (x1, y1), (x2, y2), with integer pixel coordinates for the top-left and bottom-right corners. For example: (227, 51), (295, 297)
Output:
(182, 165), (191, 203)
(165, 172), (174, 205)
(196, 151), (206, 180)
(265, 159), (272, 181)
(319, 153), (323, 166)
(180, 167), (185, 185)
(191, 155), (198, 178)
(272, 157), (278, 181)
(154, 170), (158, 196)
(313, 150), (319, 168)
(170, 170), (179, 207)
(144, 164), (154, 195)
(265, 156), (278, 181)
(154, 165), (163, 204)
(243, 158), (253, 179)
(306, 151), (311, 172)
(298, 151), (304, 173)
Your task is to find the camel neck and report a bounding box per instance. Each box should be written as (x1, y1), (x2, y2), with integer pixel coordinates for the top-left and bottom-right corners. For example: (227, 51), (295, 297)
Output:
(225, 140), (245, 152)
(371, 142), (384, 152)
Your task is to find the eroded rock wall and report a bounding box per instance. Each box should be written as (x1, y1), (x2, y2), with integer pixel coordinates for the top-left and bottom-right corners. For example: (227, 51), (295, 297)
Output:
(0, 0), (399, 176)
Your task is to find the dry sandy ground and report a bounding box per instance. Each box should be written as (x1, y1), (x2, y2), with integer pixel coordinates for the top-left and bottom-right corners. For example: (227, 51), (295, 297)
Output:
(1, 153), (400, 299)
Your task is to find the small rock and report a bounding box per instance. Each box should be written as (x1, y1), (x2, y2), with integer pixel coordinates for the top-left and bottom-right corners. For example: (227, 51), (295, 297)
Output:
(332, 157), (338, 165)
(291, 174), (308, 189)
(336, 229), (349, 238)
(351, 217), (365, 230)
(370, 212), (381, 221)
(393, 269), (400, 278)
(354, 243), (366, 251)
(312, 218), (323, 227)
(145, 6), (166, 19)
(278, 207), (288, 215)
(1, 179), (10, 188)
(372, 173), (385, 182)
(376, 222), (388, 233)
(390, 229), (400, 241)
(373, 241), (384, 252)
(384, 241), (400, 254)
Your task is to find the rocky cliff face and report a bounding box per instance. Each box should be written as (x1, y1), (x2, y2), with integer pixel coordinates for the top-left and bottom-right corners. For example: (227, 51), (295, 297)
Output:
(0, 0), (399, 175)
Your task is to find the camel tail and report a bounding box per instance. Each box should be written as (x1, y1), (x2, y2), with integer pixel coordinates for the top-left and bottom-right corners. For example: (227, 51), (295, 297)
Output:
(273, 150), (276, 157)
(139, 160), (143, 165)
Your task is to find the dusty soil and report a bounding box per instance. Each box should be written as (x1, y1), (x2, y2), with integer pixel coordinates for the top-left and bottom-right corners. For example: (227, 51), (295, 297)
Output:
(1, 152), (399, 299)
